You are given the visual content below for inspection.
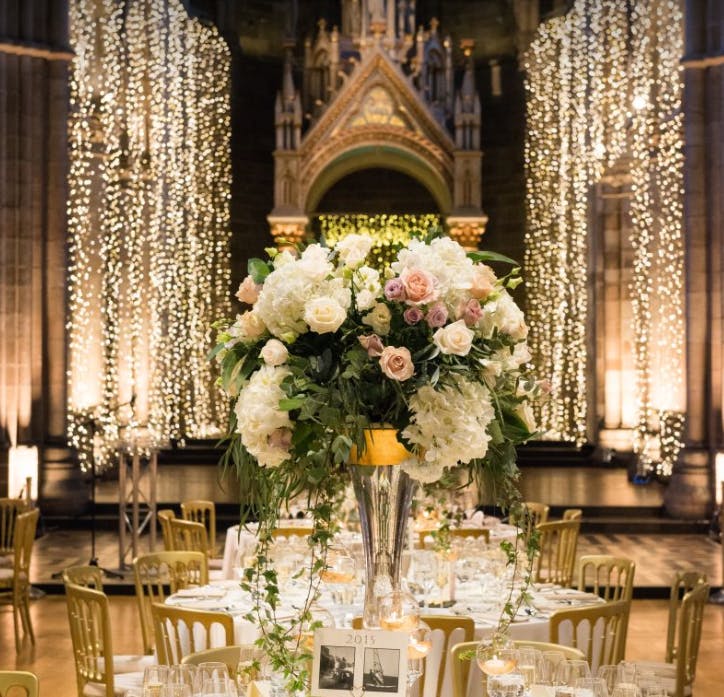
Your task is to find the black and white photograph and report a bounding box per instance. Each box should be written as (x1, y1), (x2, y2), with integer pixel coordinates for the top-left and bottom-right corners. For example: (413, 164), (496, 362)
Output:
(362, 648), (400, 693)
(317, 644), (355, 691)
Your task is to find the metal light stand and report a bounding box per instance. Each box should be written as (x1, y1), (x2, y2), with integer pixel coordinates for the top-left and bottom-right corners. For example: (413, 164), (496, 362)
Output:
(118, 440), (157, 570)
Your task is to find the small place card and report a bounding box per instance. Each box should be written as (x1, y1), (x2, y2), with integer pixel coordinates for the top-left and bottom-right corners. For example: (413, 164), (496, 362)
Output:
(311, 628), (409, 697)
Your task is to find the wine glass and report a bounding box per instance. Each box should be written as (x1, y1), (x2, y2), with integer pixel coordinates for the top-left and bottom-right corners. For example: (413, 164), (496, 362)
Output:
(160, 685), (191, 697)
(411, 550), (440, 608)
(194, 662), (230, 696)
(555, 659), (591, 687)
(574, 677), (609, 697)
(538, 651), (566, 686)
(407, 621), (432, 692)
(143, 666), (170, 697)
(198, 674), (238, 697)
(321, 544), (357, 603)
(168, 665), (197, 688)
(611, 685), (642, 697)
(516, 647), (542, 688)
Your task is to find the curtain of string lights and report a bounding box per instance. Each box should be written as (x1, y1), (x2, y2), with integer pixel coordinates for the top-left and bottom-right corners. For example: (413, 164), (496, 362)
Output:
(524, 0), (684, 475)
(67, 0), (231, 471)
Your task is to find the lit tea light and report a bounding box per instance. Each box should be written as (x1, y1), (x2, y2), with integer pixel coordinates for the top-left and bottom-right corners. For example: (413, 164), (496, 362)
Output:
(480, 655), (516, 676)
(408, 638), (431, 660)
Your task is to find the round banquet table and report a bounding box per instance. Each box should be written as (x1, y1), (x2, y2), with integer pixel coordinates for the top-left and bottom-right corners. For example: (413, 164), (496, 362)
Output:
(165, 581), (603, 697)
(220, 518), (520, 581)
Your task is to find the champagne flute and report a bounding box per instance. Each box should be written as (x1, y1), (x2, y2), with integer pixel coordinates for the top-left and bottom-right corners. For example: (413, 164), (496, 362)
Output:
(143, 666), (170, 697)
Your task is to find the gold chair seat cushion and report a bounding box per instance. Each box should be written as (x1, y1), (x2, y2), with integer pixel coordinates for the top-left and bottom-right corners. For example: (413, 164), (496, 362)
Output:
(97, 654), (157, 675)
(82, 671), (145, 697)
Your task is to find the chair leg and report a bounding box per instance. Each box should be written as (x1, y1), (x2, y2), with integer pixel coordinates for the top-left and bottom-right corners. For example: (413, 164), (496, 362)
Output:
(13, 601), (21, 652)
(21, 594), (35, 644)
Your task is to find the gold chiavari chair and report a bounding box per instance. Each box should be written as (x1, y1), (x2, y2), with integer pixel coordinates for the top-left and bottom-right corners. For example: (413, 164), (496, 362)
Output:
(450, 640), (585, 697)
(181, 500), (217, 556)
(563, 508), (583, 521)
(168, 518), (209, 555)
(0, 497), (29, 563)
(576, 555), (635, 653)
(0, 671), (38, 697)
(633, 575), (710, 697)
(352, 614), (474, 697)
(64, 565), (156, 676)
(63, 564), (104, 590)
(181, 645), (242, 673)
(157, 509), (176, 551)
(0, 508), (39, 651)
(270, 526), (312, 540)
(133, 551), (209, 655)
(64, 580), (147, 697)
(151, 602), (235, 665)
(549, 598), (629, 673)
(533, 518), (581, 587)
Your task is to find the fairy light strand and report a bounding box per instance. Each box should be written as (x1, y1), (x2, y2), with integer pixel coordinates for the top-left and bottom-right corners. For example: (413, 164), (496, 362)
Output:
(524, 0), (684, 474)
(67, 0), (231, 470)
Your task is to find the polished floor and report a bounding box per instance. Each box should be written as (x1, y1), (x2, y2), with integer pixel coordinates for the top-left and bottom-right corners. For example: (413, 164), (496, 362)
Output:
(1, 595), (723, 696)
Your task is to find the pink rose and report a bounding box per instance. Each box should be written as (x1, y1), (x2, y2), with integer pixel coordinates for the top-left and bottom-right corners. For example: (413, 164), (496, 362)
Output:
(457, 298), (483, 326)
(384, 278), (407, 301)
(379, 346), (414, 381)
(403, 307), (424, 325)
(358, 333), (384, 357)
(235, 275), (261, 305)
(470, 264), (497, 301)
(400, 267), (439, 305)
(426, 302), (448, 328)
(268, 427), (293, 450)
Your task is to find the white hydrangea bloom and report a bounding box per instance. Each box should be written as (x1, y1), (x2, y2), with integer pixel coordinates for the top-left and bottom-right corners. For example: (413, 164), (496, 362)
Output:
(335, 234), (374, 269)
(478, 290), (528, 340)
(235, 365), (293, 467)
(402, 377), (495, 475)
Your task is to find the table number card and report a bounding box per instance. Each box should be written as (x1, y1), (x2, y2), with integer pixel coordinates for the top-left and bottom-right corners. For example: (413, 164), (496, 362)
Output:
(311, 628), (409, 697)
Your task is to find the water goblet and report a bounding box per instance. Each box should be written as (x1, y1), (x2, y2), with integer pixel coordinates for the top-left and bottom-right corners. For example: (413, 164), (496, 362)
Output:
(411, 550), (439, 608)
(168, 665), (196, 688)
(321, 544), (357, 604)
(555, 659), (591, 687)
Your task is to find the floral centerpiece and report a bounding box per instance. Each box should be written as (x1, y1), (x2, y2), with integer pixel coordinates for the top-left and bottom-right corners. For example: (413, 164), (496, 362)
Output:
(213, 230), (541, 690)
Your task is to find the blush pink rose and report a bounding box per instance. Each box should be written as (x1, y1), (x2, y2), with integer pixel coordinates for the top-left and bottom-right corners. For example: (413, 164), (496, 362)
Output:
(400, 267), (439, 305)
(358, 333), (384, 357)
(379, 346), (414, 381)
(426, 302), (449, 328)
(384, 278), (407, 301)
(457, 298), (483, 326)
(403, 307), (424, 325)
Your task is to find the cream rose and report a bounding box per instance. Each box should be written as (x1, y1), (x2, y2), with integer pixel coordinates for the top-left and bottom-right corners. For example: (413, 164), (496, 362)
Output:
(433, 319), (474, 356)
(400, 267), (439, 305)
(235, 275), (261, 305)
(362, 302), (392, 335)
(260, 338), (289, 366)
(304, 296), (346, 334)
(470, 264), (497, 301)
(379, 346), (414, 381)
(238, 310), (266, 340)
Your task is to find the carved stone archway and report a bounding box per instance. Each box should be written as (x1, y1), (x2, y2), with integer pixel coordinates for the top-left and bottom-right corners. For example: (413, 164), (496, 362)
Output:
(268, 5), (487, 249)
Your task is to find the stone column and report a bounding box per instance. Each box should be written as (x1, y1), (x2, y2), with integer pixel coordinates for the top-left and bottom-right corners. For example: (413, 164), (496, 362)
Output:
(664, 0), (723, 519)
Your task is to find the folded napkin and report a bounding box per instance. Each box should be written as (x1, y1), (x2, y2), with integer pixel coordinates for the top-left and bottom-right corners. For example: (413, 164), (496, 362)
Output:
(173, 587), (227, 598)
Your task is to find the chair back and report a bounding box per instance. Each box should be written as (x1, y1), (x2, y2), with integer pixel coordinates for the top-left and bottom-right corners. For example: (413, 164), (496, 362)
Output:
(151, 602), (235, 665)
(13, 509), (39, 581)
(181, 500), (217, 555)
(64, 580), (115, 697)
(511, 501), (550, 534)
(62, 565), (104, 590)
(0, 498), (28, 556)
(563, 508), (583, 521)
(181, 645), (242, 673)
(168, 518), (209, 555)
(534, 518), (581, 586)
(672, 580), (709, 697)
(577, 555), (635, 652)
(133, 551), (209, 654)
(450, 640), (585, 697)
(270, 526), (312, 540)
(0, 671), (38, 697)
(157, 509), (177, 551)
(549, 598), (628, 672)
(666, 570), (707, 663)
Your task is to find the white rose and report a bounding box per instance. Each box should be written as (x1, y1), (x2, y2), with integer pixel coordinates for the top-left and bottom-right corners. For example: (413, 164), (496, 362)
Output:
(260, 338), (289, 366)
(336, 234), (374, 269)
(298, 244), (333, 281)
(304, 296), (347, 334)
(237, 310), (266, 340)
(356, 289), (377, 311)
(362, 302), (392, 335)
(433, 319), (474, 356)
